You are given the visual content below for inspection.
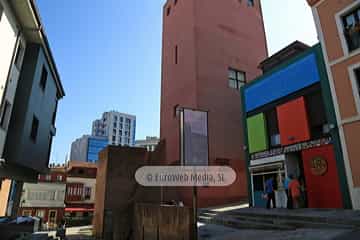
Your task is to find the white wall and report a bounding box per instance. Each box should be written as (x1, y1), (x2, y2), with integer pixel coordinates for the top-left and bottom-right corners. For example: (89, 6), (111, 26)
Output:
(21, 182), (66, 208)
(0, 1), (18, 156)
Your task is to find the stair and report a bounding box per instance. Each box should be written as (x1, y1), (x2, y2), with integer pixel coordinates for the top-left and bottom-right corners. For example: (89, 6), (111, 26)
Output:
(198, 208), (360, 231)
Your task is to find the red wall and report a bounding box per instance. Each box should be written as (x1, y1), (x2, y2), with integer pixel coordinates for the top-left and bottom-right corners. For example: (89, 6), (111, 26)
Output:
(18, 207), (64, 225)
(301, 145), (343, 208)
(160, 0), (268, 206)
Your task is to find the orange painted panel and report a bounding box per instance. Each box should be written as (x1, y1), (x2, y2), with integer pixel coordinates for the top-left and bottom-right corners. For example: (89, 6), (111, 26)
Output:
(277, 97), (310, 146)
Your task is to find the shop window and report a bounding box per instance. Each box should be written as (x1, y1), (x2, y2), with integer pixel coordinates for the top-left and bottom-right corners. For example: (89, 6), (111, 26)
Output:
(253, 175), (264, 192)
(265, 109), (280, 147)
(305, 92), (327, 139)
(36, 210), (45, 218)
(22, 210), (32, 216)
(342, 6), (360, 52)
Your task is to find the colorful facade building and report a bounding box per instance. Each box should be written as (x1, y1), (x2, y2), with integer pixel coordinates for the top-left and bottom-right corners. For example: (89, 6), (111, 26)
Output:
(18, 167), (66, 228)
(241, 42), (352, 209)
(307, 0), (360, 209)
(65, 161), (97, 222)
(160, 0), (268, 206)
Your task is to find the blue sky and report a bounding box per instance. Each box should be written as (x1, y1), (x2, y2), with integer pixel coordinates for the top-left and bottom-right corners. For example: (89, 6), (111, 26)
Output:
(36, 0), (318, 164)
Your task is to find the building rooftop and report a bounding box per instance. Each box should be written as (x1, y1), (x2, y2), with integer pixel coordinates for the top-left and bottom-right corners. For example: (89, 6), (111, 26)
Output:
(9, 0), (65, 98)
(258, 41), (310, 73)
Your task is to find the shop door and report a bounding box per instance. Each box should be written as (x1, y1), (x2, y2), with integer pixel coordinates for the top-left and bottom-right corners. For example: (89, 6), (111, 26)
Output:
(301, 145), (343, 208)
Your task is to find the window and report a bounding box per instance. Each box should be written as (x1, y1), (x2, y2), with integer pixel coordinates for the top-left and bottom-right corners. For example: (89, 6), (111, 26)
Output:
(247, 0), (254, 7)
(119, 130), (122, 136)
(84, 187), (91, 200)
(228, 68), (246, 91)
(175, 45), (178, 64)
(167, 6), (171, 16)
(52, 100), (58, 125)
(30, 116), (39, 142)
(265, 109), (280, 147)
(120, 117), (123, 122)
(112, 135), (116, 141)
(39, 66), (48, 91)
(174, 0), (178, 5)
(0, 101), (11, 130)
(14, 42), (24, 69)
(57, 175), (63, 181)
(0, 4), (3, 22)
(355, 67), (360, 97)
(305, 91), (327, 139)
(342, 6), (360, 52)
(23, 210), (32, 217)
(114, 116), (118, 122)
(36, 210), (45, 218)
(113, 122), (117, 128)
(46, 175), (51, 181)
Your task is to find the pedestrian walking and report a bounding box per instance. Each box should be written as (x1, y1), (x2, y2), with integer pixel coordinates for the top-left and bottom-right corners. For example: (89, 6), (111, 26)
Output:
(265, 176), (276, 209)
(284, 175), (293, 209)
(288, 175), (301, 209)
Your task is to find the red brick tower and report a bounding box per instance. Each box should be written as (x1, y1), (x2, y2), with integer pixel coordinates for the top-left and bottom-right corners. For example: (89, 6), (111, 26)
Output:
(160, 0), (268, 206)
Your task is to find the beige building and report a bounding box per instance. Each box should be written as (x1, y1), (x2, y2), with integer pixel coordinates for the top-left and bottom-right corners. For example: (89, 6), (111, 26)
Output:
(308, 0), (360, 209)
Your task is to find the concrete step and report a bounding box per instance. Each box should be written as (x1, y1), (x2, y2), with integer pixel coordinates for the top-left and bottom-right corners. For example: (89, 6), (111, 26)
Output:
(198, 209), (360, 230)
(198, 214), (295, 231)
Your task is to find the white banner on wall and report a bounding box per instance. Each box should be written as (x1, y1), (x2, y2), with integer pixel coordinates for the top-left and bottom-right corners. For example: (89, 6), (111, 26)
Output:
(183, 109), (209, 166)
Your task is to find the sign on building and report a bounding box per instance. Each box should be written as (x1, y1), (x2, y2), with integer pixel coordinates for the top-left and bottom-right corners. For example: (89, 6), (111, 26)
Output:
(182, 109), (209, 166)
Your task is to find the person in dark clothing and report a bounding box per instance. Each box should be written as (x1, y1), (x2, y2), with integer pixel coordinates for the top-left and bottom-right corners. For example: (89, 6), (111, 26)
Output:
(265, 176), (276, 209)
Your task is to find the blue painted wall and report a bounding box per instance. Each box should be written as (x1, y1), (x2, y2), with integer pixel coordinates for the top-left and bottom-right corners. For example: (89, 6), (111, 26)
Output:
(244, 53), (320, 112)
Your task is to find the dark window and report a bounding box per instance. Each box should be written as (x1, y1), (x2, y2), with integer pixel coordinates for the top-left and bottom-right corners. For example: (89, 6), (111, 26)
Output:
(14, 42), (24, 69)
(52, 100), (58, 125)
(167, 6), (171, 16)
(39, 66), (48, 91)
(265, 109), (280, 147)
(112, 135), (116, 141)
(253, 175), (264, 192)
(47, 134), (53, 165)
(342, 6), (360, 52)
(228, 68), (246, 91)
(174, 0), (178, 5)
(30, 116), (39, 142)
(355, 67), (360, 97)
(175, 45), (178, 64)
(0, 101), (11, 130)
(305, 91), (327, 139)
(0, 4), (3, 22)
(248, 0), (254, 7)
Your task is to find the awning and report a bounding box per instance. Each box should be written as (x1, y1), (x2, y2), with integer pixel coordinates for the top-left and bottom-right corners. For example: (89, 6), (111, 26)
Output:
(65, 208), (94, 212)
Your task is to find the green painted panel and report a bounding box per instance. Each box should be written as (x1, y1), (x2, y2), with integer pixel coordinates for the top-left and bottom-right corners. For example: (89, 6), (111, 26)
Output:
(247, 113), (268, 154)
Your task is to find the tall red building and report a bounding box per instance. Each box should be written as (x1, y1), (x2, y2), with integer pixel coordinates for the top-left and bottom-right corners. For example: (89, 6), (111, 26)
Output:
(160, 0), (268, 206)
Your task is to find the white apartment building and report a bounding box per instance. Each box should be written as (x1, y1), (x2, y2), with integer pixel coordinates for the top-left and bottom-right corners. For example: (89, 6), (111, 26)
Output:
(135, 136), (160, 152)
(92, 111), (136, 146)
(0, 0), (27, 157)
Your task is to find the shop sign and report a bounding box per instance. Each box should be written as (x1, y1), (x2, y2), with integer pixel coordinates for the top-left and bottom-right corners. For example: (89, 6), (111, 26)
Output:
(310, 156), (328, 176)
(250, 137), (332, 160)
